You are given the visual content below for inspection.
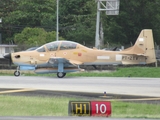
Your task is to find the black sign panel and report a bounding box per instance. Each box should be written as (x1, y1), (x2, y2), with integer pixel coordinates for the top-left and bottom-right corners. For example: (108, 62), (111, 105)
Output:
(68, 101), (90, 116)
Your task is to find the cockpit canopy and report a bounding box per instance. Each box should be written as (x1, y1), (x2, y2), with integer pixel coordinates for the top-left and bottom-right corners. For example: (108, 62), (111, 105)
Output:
(36, 41), (78, 52)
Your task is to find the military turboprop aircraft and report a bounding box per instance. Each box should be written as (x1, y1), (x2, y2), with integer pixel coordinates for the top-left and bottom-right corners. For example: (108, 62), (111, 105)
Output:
(4, 29), (156, 78)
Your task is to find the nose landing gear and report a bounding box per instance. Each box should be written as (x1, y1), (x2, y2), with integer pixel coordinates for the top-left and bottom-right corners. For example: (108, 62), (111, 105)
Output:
(14, 66), (20, 77)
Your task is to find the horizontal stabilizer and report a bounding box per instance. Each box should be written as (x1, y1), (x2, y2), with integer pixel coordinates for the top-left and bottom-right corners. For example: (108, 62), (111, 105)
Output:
(48, 57), (82, 66)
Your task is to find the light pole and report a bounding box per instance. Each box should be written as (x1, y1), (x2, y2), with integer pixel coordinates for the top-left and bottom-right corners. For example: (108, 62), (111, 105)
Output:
(95, 1), (100, 48)
(56, 0), (59, 41)
(0, 18), (2, 44)
(95, 0), (120, 48)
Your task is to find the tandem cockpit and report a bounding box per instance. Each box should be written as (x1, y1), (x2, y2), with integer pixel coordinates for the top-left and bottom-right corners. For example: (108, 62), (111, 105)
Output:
(36, 41), (78, 53)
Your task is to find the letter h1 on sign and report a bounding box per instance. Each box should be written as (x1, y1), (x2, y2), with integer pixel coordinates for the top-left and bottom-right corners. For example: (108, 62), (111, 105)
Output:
(68, 101), (90, 116)
(68, 101), (111, 117)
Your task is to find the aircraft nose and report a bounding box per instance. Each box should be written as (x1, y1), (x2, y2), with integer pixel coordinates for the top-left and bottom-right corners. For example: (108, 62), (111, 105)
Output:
(4, 53), (12, 61)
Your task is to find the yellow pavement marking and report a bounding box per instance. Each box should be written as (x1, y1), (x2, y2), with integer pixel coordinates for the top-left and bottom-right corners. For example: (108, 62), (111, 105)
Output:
(0, 88), (36, 94)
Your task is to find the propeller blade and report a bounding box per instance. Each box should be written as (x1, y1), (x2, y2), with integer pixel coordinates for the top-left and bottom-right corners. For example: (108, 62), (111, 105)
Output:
(4, 53), (13, 66)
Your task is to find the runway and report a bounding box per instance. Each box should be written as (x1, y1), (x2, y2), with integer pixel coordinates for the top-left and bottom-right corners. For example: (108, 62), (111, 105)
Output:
(0, 76), (160, 98)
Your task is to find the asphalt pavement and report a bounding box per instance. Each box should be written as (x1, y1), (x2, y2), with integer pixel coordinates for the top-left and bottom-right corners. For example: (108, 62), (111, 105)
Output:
(0, 76), (160, 120)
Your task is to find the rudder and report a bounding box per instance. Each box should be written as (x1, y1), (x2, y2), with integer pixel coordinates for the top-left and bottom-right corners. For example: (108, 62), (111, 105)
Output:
(134, 29), (156, 64)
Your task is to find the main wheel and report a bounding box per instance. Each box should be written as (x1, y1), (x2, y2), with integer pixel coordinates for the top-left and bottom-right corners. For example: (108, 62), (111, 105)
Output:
(57, 72), (66, 78)
(14, 71), (20, 77)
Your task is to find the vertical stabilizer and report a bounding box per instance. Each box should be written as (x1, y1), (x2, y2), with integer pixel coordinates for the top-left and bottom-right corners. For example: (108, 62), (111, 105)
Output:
(134, 29), (156, 63)
(122, 29), (156, 64)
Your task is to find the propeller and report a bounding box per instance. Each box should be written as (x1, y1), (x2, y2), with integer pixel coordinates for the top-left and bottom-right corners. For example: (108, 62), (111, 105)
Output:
(4, 53), (12, 67)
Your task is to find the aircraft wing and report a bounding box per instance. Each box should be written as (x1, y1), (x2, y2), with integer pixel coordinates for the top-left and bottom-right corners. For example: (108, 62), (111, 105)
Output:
(48, 57), (83, 66)
(68, 59), (83, 65)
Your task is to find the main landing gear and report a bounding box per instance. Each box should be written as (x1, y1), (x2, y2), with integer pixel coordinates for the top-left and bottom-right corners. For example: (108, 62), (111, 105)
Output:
(14, 66), (20, 77)
(57, 72), (66, 78)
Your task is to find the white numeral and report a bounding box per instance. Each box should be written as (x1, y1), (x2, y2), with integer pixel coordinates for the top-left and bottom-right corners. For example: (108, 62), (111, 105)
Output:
(95, 104), (107, 114)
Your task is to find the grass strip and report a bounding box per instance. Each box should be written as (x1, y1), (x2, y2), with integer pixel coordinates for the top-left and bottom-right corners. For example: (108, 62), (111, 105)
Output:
(0, 95), (160, 118)
(1, 67), (160, 77)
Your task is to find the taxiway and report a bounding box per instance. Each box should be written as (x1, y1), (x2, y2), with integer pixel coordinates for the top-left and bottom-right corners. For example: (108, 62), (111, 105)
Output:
(0, 76), (160, 97)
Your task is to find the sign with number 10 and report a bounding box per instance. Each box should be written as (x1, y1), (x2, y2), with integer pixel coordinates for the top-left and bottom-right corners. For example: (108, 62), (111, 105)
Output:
(91, 101), (111, 116)
(68, 101), (111, 117)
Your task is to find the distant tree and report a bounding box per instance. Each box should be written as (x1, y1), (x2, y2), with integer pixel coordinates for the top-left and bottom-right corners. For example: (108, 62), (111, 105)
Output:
(1, 0), (160, 46)
(5, 0), (55, 26)
(59, 0), (96, 45)
(14, 27), (63, 49)
(103, 0), (160, 45)
(0, 0), (18, 43)
(2, 0), (56, 43)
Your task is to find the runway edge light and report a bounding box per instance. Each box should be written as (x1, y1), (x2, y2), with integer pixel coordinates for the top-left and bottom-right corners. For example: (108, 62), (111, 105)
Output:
(68, 101), (111, 117)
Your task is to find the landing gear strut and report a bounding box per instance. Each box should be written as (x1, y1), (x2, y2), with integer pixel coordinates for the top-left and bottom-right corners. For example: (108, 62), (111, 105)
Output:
(14, 66), (20, 77)
(57, 72), (66, 78)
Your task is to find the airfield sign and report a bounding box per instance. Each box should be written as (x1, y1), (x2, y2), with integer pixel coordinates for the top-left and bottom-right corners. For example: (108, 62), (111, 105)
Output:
(68, 101), (111, 117)
(106, 0), (120, 15)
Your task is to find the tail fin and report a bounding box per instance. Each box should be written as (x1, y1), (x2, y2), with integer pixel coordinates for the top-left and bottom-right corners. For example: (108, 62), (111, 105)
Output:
(123, 29), (156, 64)
(135, 29), (156, 63)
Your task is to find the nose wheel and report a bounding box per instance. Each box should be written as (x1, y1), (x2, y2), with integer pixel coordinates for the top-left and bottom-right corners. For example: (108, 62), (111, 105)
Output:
(14, 71), (20, 77)
(57, 72), (66, 78)
(14, 66), (20, 77)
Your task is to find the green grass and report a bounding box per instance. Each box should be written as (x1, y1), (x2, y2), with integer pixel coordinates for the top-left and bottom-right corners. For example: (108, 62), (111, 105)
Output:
(0, 95), (76, 116)
(67, 67), (160, 77)
(112, 101), (160, 118)
(1, 67), (160, 77)
(0, 95), (160, 118)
